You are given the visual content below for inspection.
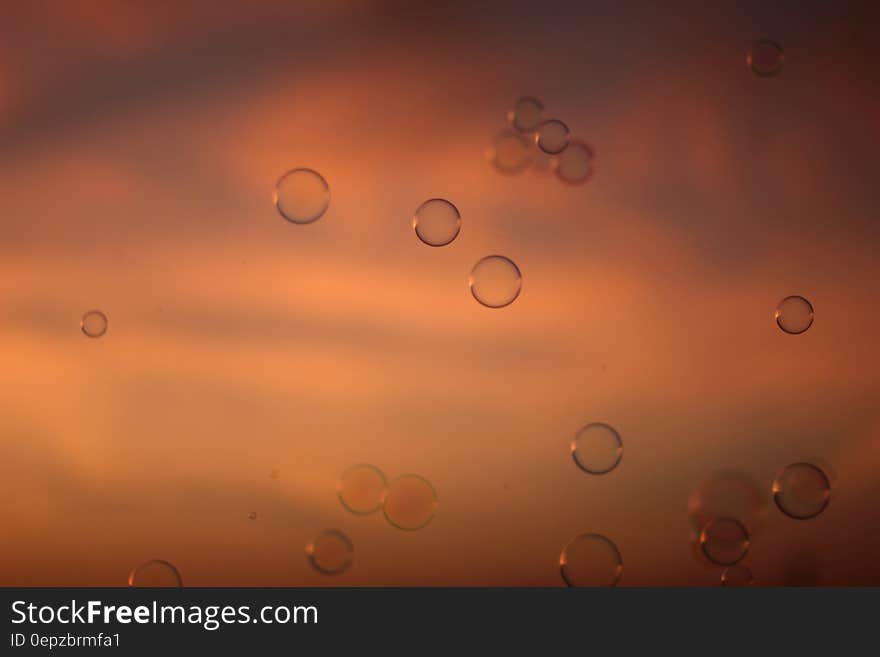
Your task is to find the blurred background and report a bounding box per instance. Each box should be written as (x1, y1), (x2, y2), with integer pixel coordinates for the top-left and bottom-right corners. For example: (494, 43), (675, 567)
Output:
(1, 0), (878, 586)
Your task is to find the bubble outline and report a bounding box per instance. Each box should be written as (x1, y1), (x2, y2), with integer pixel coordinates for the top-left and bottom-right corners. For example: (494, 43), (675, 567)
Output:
(487, 129), (534, 175)
(559, 533), (623, 587)
(772, 462), (831, 520)
(128, 559), (183, 587)
(382, 473), (438, 531)
(273, 167), (330, 225)
(412, 198), (462, 247)
(306, 529), (354, 575)
(468, 254), (523, 309)
(747, 38), (785, 77)
(775, 295), (814, 335)
(571, 422), (624, 475)
(507, 96), (544, 133)
(535, 119), (571, 155)
(699, 517), (750, 566)
(80, 310), (108, 338)
(553, 140), (595, 186)
(337, 463), (388, 516)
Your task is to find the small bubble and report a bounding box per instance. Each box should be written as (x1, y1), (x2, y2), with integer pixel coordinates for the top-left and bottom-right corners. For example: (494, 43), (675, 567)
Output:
(274, 168), (330, 224)
(700, 517), (750, 566)
(775, 295), (813, 334)
(383, 474), (438, 531)
(553, 141), (595, 185)
(128, 559), (183, 587)
(412, 198), (461, 247)
(535, 119), (570, 155)
(248, 512), (257, 520)
(338, 464), (387, 515)
(559, 533), (622, 587)
(747, 39), (784, 77)
(772, 462), (830, 520)
(571, 422), (623, 475)
(306, 529), (353, 575)
(80, 310), (108, 338)
(721, 564), (755, 587)
(469, 255), (522, 309)
(487, 130), (533, 174)
(507, 96), (544, 132)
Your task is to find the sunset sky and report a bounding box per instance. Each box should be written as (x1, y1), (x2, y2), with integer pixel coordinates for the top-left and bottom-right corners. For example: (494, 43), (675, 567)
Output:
(1, 0), (878, 586)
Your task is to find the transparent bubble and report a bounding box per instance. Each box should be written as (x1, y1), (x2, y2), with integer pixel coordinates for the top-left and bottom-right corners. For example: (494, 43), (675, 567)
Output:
(553, 141), (595, 185)
(700, 517), (750, 566)
(535, 119), (570, 155)
(571, 422), (623, 475)
(747, 39), (784, 77)
(772, 462), (830, 520)
(383, 474), (438, 531)
(338, 463), (387, 515)
(559, 533), (622, 587)
(274, 168), (330, 224)
(306, 529), (353, 575)
(487, 130), (532, 175)
(248, 512), (257, 520)
(128, 560), (183, 587)
(80, 310), (108, 338)
(412, 199), (461, 247)
(507, 96), (544, 132)
(775, 295), (814, 335)
(469, 255), (522, 309)
(721, 564), (755, 587)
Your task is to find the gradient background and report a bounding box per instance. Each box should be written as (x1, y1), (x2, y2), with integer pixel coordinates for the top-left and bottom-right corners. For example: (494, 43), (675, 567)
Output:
(1, 0), (878, 586)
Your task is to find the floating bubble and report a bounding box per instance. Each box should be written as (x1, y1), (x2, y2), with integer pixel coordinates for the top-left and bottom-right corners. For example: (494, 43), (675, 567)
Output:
(559, 533), (622, 587)
(128, 560), (183, 587)
(338, 464), (387, 515)
(571, 422), (623, 475)
(469, 255), (522, 308)
(80, 310), (108, 338)
(535, 119), (570, 155)
(507, 96), (544, 132)
(747, 39), (784, 77)
(383, 474), (438, 531)
(487, 130), (532, 174)
(306, 529), (353, 575)
(775, 295), (813, 335)
(772, 462), (830, 520)
(412, 198), (461, 247)
(553, 141), (594, 185)
(248, 512), (257, 520)
(274, 168), (330, 224)
(721, 564), (755, 587)
(700, 517), (750, 566)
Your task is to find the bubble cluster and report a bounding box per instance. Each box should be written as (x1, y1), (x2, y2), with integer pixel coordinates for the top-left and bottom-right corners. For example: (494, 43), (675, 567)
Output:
(469, 255), (522, 308)
(80, 310), (108, 338)
(772, 462), (831, 520)
(559, 533), (622, 587)
(383, 474), (438, 531)
(571, 422), (623, 475)
(747, 39), (784, 77)
(721, 564), (755, 587)
(412, 198), (461, 247)
(128, 560), (183, 587)
(306, 529), (353, 575)
(338, 463), (387, 515)
(274, 168), (330, 224)
(775, 295), (814, 335)
(700, 517), (750, 566)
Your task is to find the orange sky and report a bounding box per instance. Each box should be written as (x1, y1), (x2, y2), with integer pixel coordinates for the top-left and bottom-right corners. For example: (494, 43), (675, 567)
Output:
(1, 0), (879, 586)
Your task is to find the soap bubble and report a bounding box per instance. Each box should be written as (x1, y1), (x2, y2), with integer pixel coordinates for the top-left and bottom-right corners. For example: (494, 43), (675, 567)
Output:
(274, 168), (330, 224)
(571, 422), (623, 475)
(535, 119), (570, 155)
(412, 198), (461, 247)
(487, 130), (532, 174)
(383, 474), (438, 531)
(775, 295), (814, 334)
(772, 462), (831, 520)
(306, 529), (353, 575)
(553, 141), (594, 185)
(700, 517), (750, 566)
(559, 533), (622, 587)
(507, 96), (544, 132)
(338, 464), (387, 515)
(80, 310), (108, 338)
(469, 255), (522, 308)
(747, 39), (784, 77)
(128, 560), (183, 587)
